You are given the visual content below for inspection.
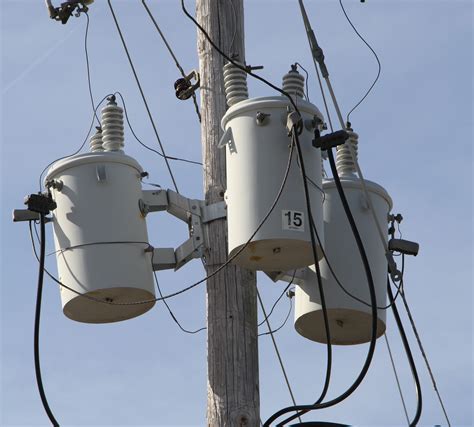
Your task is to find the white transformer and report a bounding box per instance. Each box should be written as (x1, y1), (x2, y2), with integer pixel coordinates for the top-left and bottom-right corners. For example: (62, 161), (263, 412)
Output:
(45, 101), (155, 323)
(221, 65), (325, 271)
(295, 133), (392, 345)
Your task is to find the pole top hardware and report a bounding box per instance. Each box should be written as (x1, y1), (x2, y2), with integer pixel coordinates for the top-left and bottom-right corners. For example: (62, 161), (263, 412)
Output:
(312, 130), (350, 151)
(45, 0), (93, 24)
(174, 70), (200, 100)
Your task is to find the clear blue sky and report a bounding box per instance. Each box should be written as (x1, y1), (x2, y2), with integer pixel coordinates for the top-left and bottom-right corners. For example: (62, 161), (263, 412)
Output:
(1, 0), (472, 426)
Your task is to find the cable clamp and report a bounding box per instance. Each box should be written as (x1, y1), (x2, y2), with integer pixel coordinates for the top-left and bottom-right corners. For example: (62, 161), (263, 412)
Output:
(45, 0), (92, 24)
(24, 193), (57, 215)
(174, 70), (200, 100)
(286, 111), (303, 136)
(313, 130), (350, 151)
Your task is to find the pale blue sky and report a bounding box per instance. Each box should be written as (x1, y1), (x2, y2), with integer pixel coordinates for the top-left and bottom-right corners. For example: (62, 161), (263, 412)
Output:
(1, 0), (472, 426)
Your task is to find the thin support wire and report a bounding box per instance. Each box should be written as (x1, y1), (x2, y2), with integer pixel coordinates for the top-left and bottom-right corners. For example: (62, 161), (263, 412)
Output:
(384, 332), (410, 425)
(257, 289), (301, 424)
(400, 289), (451, 427)
(141, 0), (201, 123)
(107, 0), (179, 193)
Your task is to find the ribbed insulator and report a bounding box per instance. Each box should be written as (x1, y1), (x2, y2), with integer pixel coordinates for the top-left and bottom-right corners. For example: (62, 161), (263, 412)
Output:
(282, 69), (305, 99)
(89, 128), (104, 152)
(101, 102), (124, 152)
(336, 130), (359, 176)
(223, 62), (248, 106)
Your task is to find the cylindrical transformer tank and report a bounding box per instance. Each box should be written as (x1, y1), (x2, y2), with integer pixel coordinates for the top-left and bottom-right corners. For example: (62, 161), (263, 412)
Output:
(294, 177), (392, 345)
(45, 151), (155, 323)
(221, 96), (325, 271)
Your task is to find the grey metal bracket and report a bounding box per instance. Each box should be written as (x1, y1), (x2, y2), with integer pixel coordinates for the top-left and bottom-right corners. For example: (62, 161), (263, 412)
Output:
(217, 127), (236, 153)
(264, 268), (308, 286)
(140, 189), (227, 271)
(12, 209), (52, 223)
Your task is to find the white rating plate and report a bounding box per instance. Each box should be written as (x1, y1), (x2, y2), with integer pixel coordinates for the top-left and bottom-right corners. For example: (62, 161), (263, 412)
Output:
(282, 210), (305, 232)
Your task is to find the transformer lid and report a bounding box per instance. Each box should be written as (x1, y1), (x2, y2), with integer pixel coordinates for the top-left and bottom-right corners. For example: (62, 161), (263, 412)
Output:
(323, 176), (393, 210)
(45, 151), (144, 183)
(221, 95), (324, 129)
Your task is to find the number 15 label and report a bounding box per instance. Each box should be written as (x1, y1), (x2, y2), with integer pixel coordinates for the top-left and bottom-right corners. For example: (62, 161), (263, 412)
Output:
(282, 210), (304, 232)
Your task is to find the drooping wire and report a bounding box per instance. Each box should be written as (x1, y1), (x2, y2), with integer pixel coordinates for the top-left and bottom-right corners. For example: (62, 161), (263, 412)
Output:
(258, 271), (296, 327)
(387, 278), (422, 426)
(38, 93), (111, 192)
(30, 132), (297, 307)
(339, 0), (381, 124)
(83, 11), (99, 126)
(107, 0), (179, 193)
(310, 219), (401, 310)
(257, 289), (301, 424)
(266, 147), (378, 426)
(291, 129), (332, 408)
(294, 62), (310, 101)
(180, 0), (301, 115)
(114, 91), (202, 166)
(153, 271), (206, 334)
(32, 217), (60, 427)
(141, 0), (201, 123)
(397, 259), (451, 426)
(384, 332), (410, 425)
(258, 296), (293, 337)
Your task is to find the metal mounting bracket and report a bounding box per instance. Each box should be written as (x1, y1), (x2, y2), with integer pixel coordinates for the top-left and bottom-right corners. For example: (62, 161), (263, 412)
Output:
(140, 189), (227, 271)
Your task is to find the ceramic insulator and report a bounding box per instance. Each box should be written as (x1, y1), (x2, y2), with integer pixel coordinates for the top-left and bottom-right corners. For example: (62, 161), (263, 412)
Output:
(336, 130), (358, 176)
(89, 128), (104, 152)
(101, 102), (124, 152)
(282, 68), (305, 99)
(223, 62), (248, 106)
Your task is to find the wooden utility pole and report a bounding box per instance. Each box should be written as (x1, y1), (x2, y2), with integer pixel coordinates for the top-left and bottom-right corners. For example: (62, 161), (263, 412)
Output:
(196, 1), (260, 426)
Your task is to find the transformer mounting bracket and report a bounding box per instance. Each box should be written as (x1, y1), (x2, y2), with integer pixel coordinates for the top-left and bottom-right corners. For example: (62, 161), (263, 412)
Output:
(139, 189), (227, 271)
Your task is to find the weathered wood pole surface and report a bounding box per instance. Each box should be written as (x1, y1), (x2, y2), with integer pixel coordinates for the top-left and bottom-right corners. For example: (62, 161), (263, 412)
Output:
(196, 0), (260, 425)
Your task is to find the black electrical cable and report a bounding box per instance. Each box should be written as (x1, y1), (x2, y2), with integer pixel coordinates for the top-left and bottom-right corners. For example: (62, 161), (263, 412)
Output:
(258, 271), (296, 328)
(83, 11), (99, 126)
(38, 94), (111, 192)
(265, 148), (378, 426)
(107, 0), (180, 193)
(258, 296), (293, 337)
(387, 279), (422, 426)
(114, 91), (202, 166)
(339, 0), (381, 123)
(180, 0), (301, 116)
(292, 130), (332, 406)
(141, 0), (201, 123)
(153, 271), (206, 334)
(310, 219), (401, 310)
(33, 216), (60, 427)
(30, 134), (297, 307)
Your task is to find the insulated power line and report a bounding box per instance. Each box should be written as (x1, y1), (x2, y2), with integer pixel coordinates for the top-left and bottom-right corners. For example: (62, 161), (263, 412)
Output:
(339, 0), (381, 123)
(387, 279), (422, 426)
(141, 0), (201, 123)
(153, 271), (206, 334)
(114, 91), (202, 166)
(257, 289), (301, 424)
(397, 267), (451, 426)
(266, 147), (379, 426)
(38, 93), (111, 192)
(83, 11), (99, 126)
(258, 271), (296, 328)
(258, 296), (293, 337)
(107, 0), (179, 193)
(33, 215), (60, 427)
(384, 332), (410, 425)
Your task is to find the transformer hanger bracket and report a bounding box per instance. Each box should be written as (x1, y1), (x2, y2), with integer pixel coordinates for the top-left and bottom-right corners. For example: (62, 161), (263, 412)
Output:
(139, 189), (227, 271)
